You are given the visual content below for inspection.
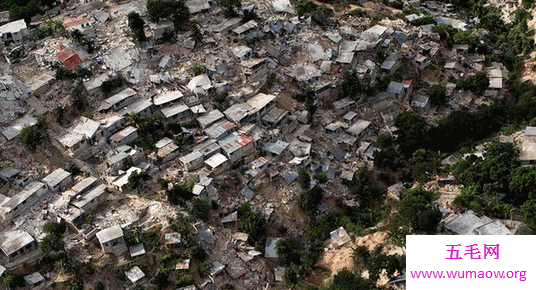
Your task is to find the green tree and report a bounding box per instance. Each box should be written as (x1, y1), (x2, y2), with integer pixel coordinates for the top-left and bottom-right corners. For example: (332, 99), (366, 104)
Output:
(191, 199), (211, 221)
(299, 186), (323, 216)
(147, 0), (190, 28)
(190, 23), (202, 43)
(237, 203), (266, 244)
(69, 79), (86, 110)
(283, 266), (300, 285)
(53, 105), (65, 125)
(19, 124), (46, 151)
(127, 12), (146, 41)
(297, 168), (311, 189)
(167, 182), (194, 204)
(428, 84), (447, 106)
(394, 112), (428, 156)
(397, 187), (441, 234)
(522, 198), (536, 232)
(376, 134), (393, 149)
(222, 0), (241, 17)
(327, 269), (379, 290)
(127, 171), (150, 189)
(340, 70), (361, 98)
(276, 238), (301, 266)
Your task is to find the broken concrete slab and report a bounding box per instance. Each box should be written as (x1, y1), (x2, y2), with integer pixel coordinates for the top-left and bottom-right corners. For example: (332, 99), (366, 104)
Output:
(265, 237), (281, 258)
(221, 211), (238, 223)
(272, 0), (295, 14)
(210, 261), (225, 276)
(129, 243), (146, 257)
(125, 266), (145, 283)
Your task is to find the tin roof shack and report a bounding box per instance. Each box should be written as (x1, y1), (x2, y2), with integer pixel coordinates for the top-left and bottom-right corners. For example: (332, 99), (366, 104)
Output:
(262, 140), (290, 158)
(232, 20), (259, 41)
(150, 20), (174, 39)
(0, 19), (29, 49)
(198, 110), (225, 129)
(386, 81), (408, 99)
(0, 181), (48, 222)
(265, 237), (281, 258)
(0, 229), (37, 262)
(177, 150), (203, 171)
(195, 139), (222, 159)
(96, 225), (127, 255)
(224, 103), (254, 125)
(64, 176), (98, 198)
(381, 53), (402, 74)
(110, 126), (139, 148)
(71, 184), (107, 211)
(444, 210), (511, 235)
(205, 120), (236, 140)
(204, 153), (230, 176)
(122, 99), (154, 117)
(153, 91), (183, 108)
(488, 68), (503, 90)
(157, 142), (180, 163)
(24, 272), (45, 287)
(333, 97), (357, 115)
(165, 233), (181, 247)
(346, 120), (372, 139)
(411, 94), (430, 110)
(0, 168), (20, 183)
(98, 88), (138, 112)
(42, 168), (72, 193)
(218, 133), (255, 164)
(262, 107), (288, 126)
(160, 103), (191, 123)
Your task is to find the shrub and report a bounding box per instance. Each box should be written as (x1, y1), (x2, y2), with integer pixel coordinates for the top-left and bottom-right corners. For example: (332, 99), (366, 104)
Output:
(313, 172), (328, 183)
(297, 168), (311, 189)
(197, 261), (211, 276)
(190, 23), (202, 43)
(167, 182), (194, 205)
(192, 64), (205, 75)
(428, 84), (447, 106)
(127, 171), (150, 189)
(19, 124), (46, 151)
(191, 199), (211, 221)
(69, 80), (86, 110)
(65, 163), (82, 176)
(128, 12), (146, 41)
(35, 19), (67, 39)
(101, 74), (126, 94)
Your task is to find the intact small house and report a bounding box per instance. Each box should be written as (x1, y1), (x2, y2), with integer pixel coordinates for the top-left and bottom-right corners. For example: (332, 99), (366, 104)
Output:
(195, 139), (223, 159)
(71, 184), (107, 211)
(381, 53), (402, 74)
(58, 132), (89, 156)
(231, 20), (259, 41)
(198, 110), (225, 129)
(245, 93), (276, 121)
(161, 104), (191, 123)
(24, 272), (45, 288)
(110, 126), (139, 147)
(241, 58), (267, 81)
(112, 167), (141, 192)
(0, 19), (29, 49)
(217, 133), (255, 164)
(333, 97), (357, 115)
(204, 153), (230, 175)
(179, 150), (205, 171)
(42, 168), (73, 193)
(0, 229), (37, 262)
(98, 88), (138, 112)
(96, 225), (127, 254)
(0, 181), (48, 222)
(153, 91), (183, 108)
(150, 20), (174, 39)
(96, 115), (125, 141)
(347, 120), (372, 139)
(157, 143), (180, 163)
(122, 99), (153, 117)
